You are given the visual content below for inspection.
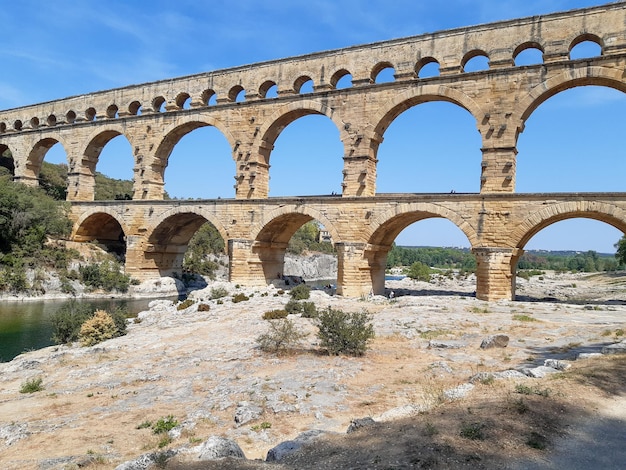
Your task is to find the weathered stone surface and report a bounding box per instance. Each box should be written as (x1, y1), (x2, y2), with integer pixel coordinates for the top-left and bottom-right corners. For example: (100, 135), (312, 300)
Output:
(601, 340), (626, 355)
(469, 370), (526, 383)
(347, 417), (377, 434)
(197, 436), (246, 461)
(443, 383), (475, 400)
(522, 366), (560, 378)
(114, 450), (178, 470)
(544, 359), (571, 370)
(428, 340), (467, 349)
(266, 430), (329, 462)
(234, 401), (263, 426)
(480, 334), (509, 349)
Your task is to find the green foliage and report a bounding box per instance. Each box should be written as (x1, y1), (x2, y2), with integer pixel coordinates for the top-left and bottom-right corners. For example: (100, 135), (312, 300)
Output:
(0, 175), (72, 259)
(262, 309), (288, 320)
(79, 260), (131, 292)
(94, 172), (134, 201)
(210, 286), (229, 299)
(51, 301), (126, 345)
(39, 161), (68, 200)
(316, 307), (375, 356)
(285, 299), (317, 318)
(387, 245), (476, 272)
(79, 310), (118, 346)
(405, 261), (432, 282)
(20, 377), (44, 393)
(152, 415), (178, 434)
(177, 299), (195, 310)
(519, 249), (622, 272)
(51, 301), (97, 344)
(289, 284), (311, 300)
(460, 422), (485, 440)
(232, 292), (249, 303)
(0, 264), (29, 293)
(287, 221), (335, 255)
(256, 318), (309, 354)
(183, 223), (225, 278)
(615, 236), (626, 266)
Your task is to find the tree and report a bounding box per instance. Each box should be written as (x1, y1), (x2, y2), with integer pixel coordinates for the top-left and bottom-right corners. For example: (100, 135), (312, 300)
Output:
(615, 235), (626, 266)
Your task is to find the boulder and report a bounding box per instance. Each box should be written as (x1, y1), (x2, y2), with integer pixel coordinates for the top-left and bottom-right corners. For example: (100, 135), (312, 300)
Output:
(346, 417), (376, 434)
(234, 401), (263, 426)
(480, 334), (509, 349)
(197, 436), (246, 460)
(266, 430), (328, 462)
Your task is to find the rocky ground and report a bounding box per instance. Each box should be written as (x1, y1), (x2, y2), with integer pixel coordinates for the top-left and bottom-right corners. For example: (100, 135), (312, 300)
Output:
(0, 270), (625, 469)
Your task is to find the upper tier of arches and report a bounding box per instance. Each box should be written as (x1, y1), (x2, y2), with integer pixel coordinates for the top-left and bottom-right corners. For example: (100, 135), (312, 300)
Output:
(0, 2), (623, 133)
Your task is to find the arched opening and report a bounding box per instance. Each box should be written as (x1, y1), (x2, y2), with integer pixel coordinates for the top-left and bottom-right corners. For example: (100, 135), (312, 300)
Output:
(295, 76), (314, 94)
(254, 214), (336, 288)
(515, 218), (625, 301)
(373, 64), (395, 84)
(514, 43), (544, 66)
(74, 213), (127, 259)
(147, 213), (226, 281)
(368, 214), (473, 297)
(259, 81), (278, 99)
(40, 142), (69, 200)
(163, 125), (234, 199)
(376, 101), (481, 193)
(462, 51), (489, 72)
(570, 38), (602, 60)
(94, 134), (135, 200)
(268, 114), (343, 196)
(517, 86), (626, 193)
(334, 72), (352, 89)
(0, 145), (15, 179)
(416, 58), (440, 79)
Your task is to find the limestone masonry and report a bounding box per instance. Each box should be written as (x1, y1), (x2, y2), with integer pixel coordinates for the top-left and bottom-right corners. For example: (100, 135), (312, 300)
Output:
(1, 3), (625, 300)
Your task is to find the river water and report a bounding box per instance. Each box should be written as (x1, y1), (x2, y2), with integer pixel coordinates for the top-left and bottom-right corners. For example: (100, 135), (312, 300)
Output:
(0, 298), (163, 363)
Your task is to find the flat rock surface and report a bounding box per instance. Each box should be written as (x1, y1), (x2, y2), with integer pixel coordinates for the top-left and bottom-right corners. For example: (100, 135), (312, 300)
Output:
(0, 271), (625, 469)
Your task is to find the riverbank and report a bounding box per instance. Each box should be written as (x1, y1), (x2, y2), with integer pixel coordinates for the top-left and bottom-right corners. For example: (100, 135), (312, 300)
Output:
(0, 271), (625, 469)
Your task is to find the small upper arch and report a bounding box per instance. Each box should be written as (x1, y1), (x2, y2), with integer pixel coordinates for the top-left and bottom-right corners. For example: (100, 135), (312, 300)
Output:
(294, 75), (314, 94)
(513, 42), (545, 66)
(330, 68), (352, 89)
(416, 57), (440, 78)
(371, 61), (395, 83)
(461, 49), (490, 72)
(569, 33), (604, 59)
(259, 80), (278, 98)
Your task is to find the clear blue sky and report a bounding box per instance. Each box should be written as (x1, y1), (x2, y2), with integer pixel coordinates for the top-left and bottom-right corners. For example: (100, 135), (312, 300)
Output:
(1, 0), (624, 253)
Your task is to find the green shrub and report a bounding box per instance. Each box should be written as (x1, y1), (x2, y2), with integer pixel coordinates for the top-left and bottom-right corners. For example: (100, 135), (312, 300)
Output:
(177, 299), (195, 310)
(152, 415), (178, 434)
(285, 299), (302, 314)
(256, 318), (309, 354)
(289, 284), (311, 300)
(79, 310), (117, 346)
(460, 422), (485, 440)
(50, 301), (96, 344)
(406, 261), (432, 282)
(263, 309), (288, 320)
(20, 377), (44, 393)
(108, 307), (129, 337)
(316, 308), (375, 356)
(300, 301), (318, 318)
(210, 286), (229, 299)
(79, 260), (131, 293)
(232, 292), (249, 303)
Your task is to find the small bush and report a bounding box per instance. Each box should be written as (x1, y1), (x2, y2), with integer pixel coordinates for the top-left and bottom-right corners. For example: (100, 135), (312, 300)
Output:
(285, 299), (302, 314)
(256, 318), (309, 354)
(300, 301), (318, 318)
(79, 310), (117, 346)
(177, 299), (194, 310)
(50, 301), (96, 344)
(20, 377), (44, 393)
(289, 284), (311, 300)
(210, 287), (229, 299)
(460, 422), (485, 440)
(316, 308), (375, 356)
(232, 292), (249, 303)
(79, 260), (131, 293)
(152, 415), (178, 434)
(263, 309), (288, 320)
(405, 261), (432, 282)
(197, 303), (210, 312)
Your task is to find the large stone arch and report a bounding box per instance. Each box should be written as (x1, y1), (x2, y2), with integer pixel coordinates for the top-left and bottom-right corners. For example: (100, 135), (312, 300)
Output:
(150, 117), (236, 193)
(514, 66), (626, 134)
(71, 208), (128, 258)
(244, 204), (341, 285)
(144, 207), (230, 277)
(256, 99), (345, 164)
(362, 202), (478, 294)
(510, 201), (626, 251)
(371, 84), (484, 142)
(17, 135), (73, 184)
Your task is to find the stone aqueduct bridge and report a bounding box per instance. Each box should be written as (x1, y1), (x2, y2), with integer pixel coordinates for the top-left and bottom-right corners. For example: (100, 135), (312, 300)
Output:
(1, 3), (626, 300)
